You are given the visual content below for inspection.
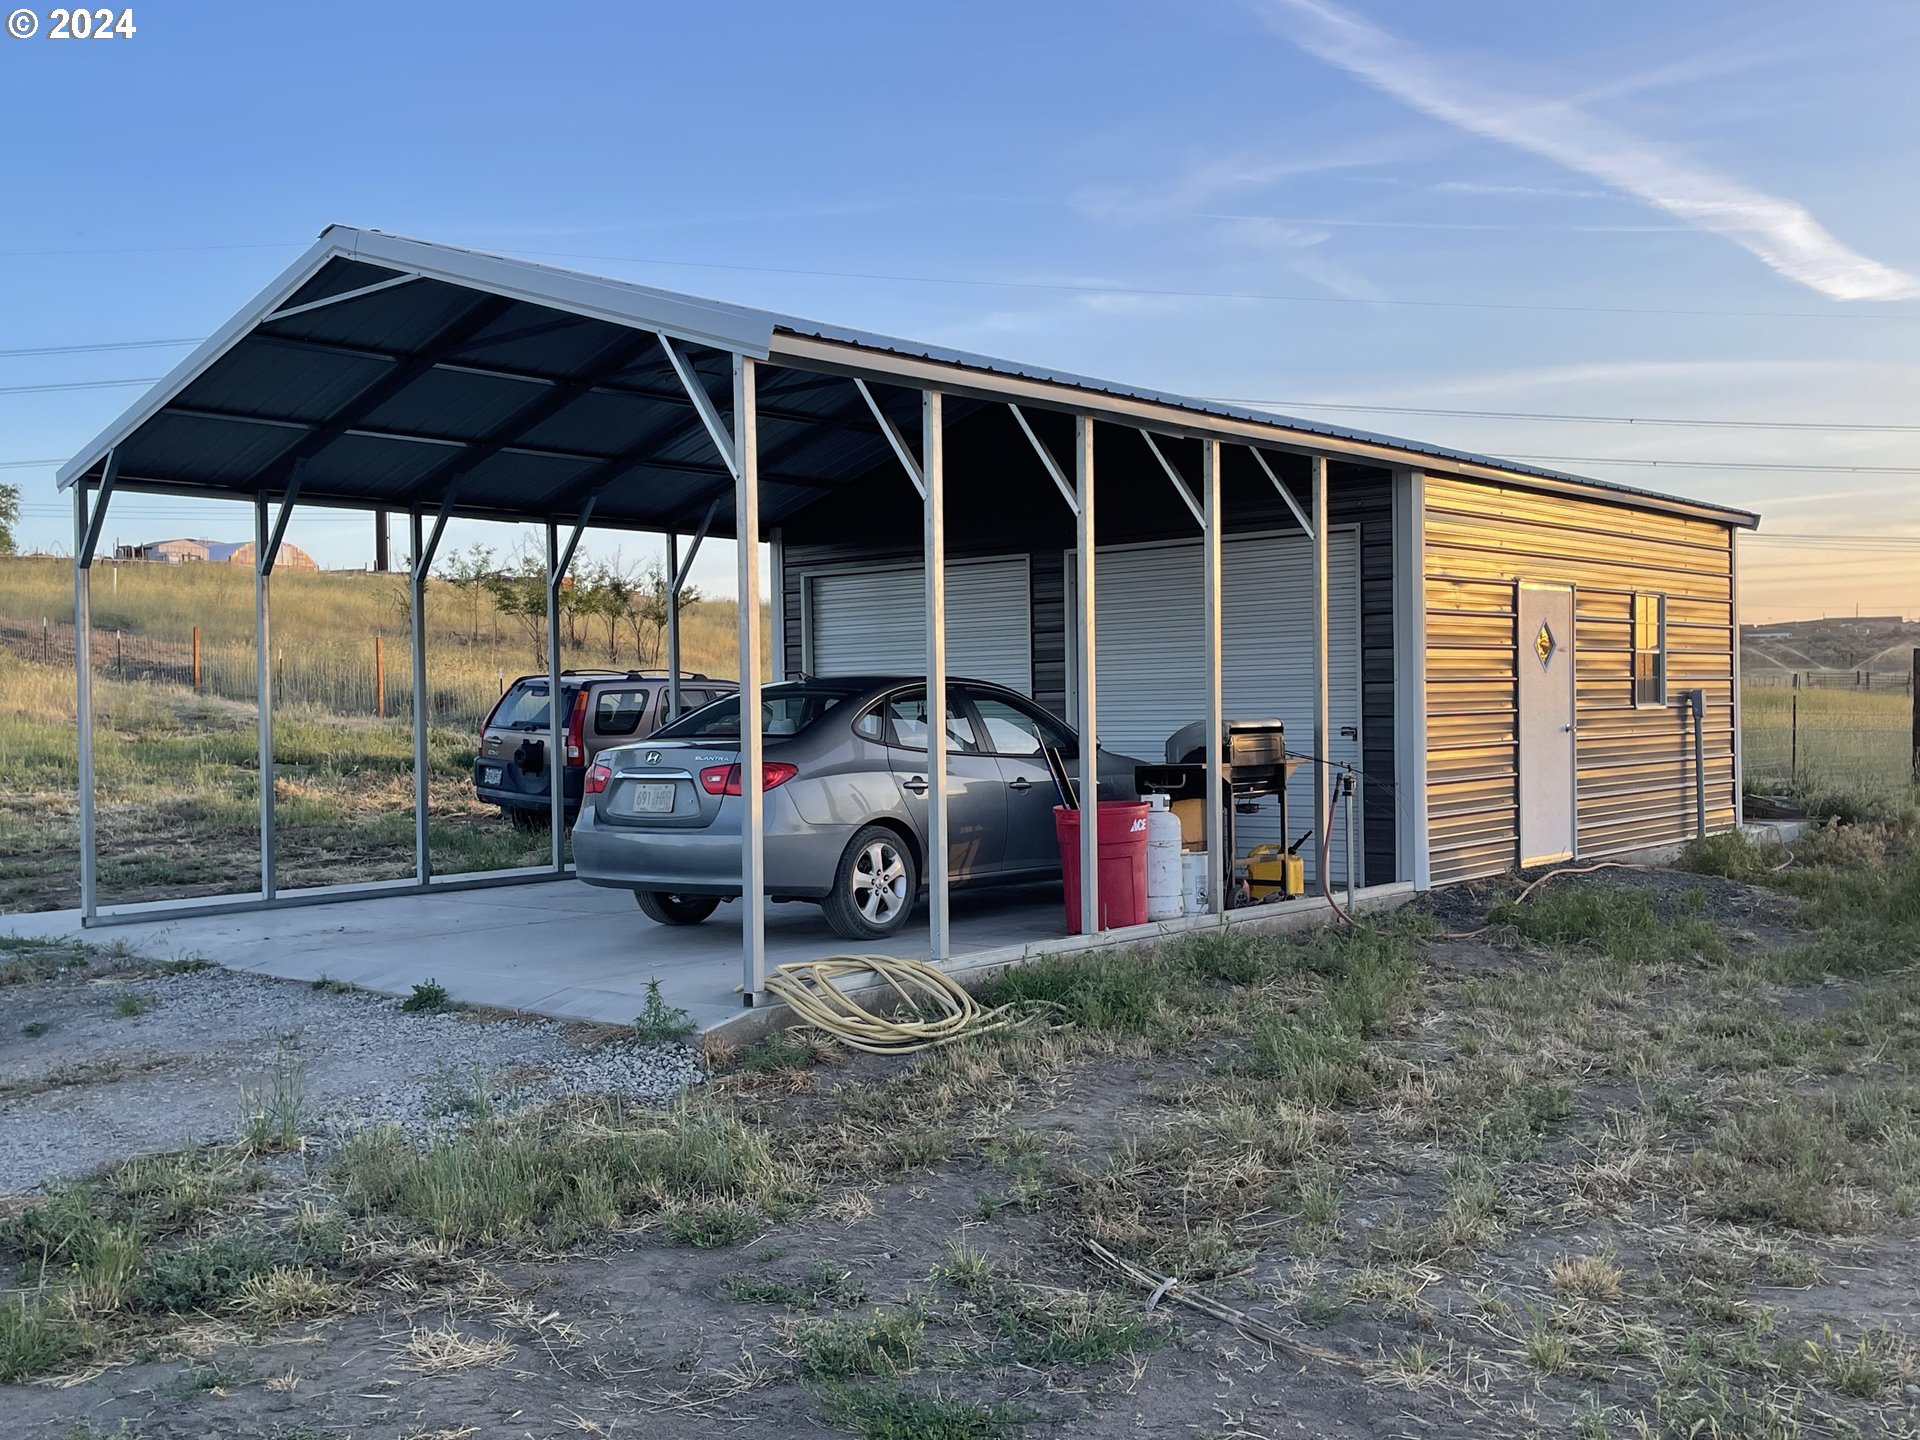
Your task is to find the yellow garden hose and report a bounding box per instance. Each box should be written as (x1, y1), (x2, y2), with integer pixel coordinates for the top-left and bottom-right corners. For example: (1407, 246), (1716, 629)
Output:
(762, 954), (1036, 1055)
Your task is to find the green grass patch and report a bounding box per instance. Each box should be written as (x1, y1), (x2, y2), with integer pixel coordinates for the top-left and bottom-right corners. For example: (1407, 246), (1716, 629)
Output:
(794, 1308), (925, 1377)
(1493, 885), (1725, 966)
(335, 1098), (807, 1247)
(815, 1379), (1032, 1440)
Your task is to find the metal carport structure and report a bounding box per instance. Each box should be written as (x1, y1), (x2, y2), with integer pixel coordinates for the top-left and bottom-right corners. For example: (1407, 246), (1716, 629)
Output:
(59, 225), (1747, 1005)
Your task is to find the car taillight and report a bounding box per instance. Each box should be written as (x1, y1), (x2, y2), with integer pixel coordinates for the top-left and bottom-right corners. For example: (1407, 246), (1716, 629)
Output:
(564, 689), (589, 764)
(584, 761), (612, 795)
(698, 761), (798, 796)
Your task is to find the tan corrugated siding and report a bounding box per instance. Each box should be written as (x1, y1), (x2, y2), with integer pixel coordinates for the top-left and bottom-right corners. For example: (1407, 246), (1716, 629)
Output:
(1424, 477), (1737, 884)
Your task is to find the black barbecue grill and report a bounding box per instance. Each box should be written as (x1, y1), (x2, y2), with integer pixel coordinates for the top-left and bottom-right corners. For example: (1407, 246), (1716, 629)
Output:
(1135, 718), (1300, 900)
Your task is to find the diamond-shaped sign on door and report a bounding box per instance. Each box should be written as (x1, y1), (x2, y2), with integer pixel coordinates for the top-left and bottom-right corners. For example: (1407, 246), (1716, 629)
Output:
(1534, 620), (1558, 669)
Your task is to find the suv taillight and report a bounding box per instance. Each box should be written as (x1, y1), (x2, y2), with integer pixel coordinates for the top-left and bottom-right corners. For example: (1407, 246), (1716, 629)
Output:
(564, 688), (589, 765)
(698, 761), (798, 796)
(584, 761), (612, 795)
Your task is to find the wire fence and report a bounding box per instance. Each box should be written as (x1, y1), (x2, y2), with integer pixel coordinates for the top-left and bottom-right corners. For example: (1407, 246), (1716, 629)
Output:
(15, 617), (515, 729)
(1743, 681), (1916, 796)
(1744, 668), (1914, 695)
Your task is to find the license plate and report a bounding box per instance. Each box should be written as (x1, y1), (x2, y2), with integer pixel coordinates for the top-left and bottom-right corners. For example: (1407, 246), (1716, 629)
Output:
(480, 766), (502, 785)
(627, 781), (676, 814)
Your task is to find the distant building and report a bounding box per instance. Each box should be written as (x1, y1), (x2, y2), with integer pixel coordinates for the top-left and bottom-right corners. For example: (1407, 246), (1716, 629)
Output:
(113, 537), (317, 571)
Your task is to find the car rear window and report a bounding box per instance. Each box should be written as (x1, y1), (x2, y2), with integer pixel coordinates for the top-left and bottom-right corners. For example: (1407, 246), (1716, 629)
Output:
(491, 680), (567, 730)
(654, 685), (851, 740)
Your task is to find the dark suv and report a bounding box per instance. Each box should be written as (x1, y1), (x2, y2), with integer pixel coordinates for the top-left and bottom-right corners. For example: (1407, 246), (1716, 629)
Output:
(473, 670), (738, 825)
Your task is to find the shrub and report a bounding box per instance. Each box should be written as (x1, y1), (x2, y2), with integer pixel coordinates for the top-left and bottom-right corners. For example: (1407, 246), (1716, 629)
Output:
(633, 978), (696, 1046)
(0, 1293), (91, 1382)
(402, 978), (453, 1012)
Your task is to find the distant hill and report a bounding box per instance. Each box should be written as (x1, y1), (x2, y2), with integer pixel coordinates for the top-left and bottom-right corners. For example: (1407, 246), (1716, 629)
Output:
(1742, 615), (1917, 674)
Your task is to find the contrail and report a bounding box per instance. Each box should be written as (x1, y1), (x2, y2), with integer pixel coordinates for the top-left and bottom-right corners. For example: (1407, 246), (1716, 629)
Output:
(1251, 0), (1920, 301)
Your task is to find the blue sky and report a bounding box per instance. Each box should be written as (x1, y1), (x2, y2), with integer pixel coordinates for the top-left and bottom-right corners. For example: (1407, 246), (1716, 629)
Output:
(2, 0), (1915, 621)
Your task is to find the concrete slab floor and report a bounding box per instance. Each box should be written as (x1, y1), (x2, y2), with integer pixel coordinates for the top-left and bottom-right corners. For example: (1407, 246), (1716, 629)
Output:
(2, 880), (1073, 1033)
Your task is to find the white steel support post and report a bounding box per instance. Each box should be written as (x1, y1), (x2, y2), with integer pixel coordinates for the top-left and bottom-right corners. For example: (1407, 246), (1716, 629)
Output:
(1730, 531), (1743, 828)
(73, 484), (98, 922)
(1310, 456), (1331, 893)
(735, 356), (767, 1002)
(1074, 416), (1099, 934)
(254, 494), (275, 899)
(1201, 439), (1225, 916)
(545, 522), (565, 870)
(1391, 470), (1431, 888)
(665, 531), (681, 720)
(923, 390), (949, 961)
(409, 510), (432, 881)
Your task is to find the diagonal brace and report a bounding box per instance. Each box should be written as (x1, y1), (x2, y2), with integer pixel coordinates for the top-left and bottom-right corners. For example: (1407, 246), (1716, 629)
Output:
(1010, 404), (1079, 516)
(264, 273), (420, 323)
(674, 498), (719, 592)
(550, 497), (598, 597)
(1248, 446), (1315, 540)
(854, 378), (924, 498)
(77, 451), (120, 568)
(412, 481), (460, 584)
(661, 337), (738, 480)
(1140, 431), (1204, 528)
(258, 461), (306, 576)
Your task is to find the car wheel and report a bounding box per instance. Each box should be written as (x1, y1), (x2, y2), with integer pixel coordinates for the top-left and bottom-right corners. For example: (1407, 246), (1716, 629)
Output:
(821, 826), (918, 942)
(635, 891), (720, 926)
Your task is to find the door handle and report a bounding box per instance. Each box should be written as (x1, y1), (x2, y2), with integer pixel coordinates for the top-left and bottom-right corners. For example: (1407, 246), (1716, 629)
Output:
(902, 776), (929, 795)
(1008, 777), (1033, 793)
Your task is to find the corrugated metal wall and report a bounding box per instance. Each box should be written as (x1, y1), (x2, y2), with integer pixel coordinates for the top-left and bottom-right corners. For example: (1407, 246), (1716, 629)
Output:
(1424, 476), (1738, 883)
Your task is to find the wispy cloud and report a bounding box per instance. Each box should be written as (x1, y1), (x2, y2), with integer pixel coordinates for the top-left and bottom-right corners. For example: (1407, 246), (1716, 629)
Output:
(1249, 0), (1920, 301)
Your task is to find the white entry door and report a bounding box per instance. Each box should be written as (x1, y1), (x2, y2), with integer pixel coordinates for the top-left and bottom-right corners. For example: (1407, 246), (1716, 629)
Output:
(1517, 582), (1576, 866)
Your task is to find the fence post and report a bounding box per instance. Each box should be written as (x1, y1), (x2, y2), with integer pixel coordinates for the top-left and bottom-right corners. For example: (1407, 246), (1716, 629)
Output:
(116, 630), (123, 680)
(375, 634), (385, 717)
(192, 625), (201, 691)
(42, 617), (48, 662)
(1790, 691), (1798, 786)
(1911, 648), (1919, 781)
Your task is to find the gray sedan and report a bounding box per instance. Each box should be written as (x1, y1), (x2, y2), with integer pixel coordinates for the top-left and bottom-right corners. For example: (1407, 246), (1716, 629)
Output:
(571, 677), (1140, 940)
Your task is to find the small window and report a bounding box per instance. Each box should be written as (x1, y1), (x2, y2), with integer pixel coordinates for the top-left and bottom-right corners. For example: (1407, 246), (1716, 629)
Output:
(594, 688), (649, 737)
(883, 692), (980, 753)
(853, 709), (887, 742)
(1633, 593), (1667, 707)
(970, 694), (1068, 757)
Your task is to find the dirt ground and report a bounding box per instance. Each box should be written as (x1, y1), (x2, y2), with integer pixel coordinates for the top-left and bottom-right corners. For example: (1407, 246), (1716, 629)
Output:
(3, 818), (1918, 1440)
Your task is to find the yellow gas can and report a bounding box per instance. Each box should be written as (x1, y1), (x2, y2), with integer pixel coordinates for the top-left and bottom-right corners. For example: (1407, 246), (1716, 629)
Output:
(1242, 843), (1303, 900)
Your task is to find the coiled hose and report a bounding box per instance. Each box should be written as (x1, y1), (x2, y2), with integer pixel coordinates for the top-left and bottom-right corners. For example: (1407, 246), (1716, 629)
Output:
(762, 953), (1041, 1055)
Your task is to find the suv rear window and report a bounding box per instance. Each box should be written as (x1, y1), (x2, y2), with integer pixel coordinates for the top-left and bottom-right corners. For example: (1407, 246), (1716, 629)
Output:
(491, 680), (567, 731)
(654, 685), (851, 740)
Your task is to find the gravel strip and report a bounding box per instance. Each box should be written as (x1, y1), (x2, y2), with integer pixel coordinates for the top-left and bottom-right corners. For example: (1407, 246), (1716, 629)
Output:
(0, 963), (703, 1192)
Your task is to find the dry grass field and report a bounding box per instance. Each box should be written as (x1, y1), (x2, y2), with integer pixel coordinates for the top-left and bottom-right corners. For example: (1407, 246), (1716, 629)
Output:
(2, 807), (1917, 1437)
(1743, 685), (1914, 798)
(0, 556), (757, 911)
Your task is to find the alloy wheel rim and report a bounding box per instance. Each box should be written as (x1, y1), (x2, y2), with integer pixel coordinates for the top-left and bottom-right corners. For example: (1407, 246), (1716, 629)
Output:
(852, 840), (907, 924)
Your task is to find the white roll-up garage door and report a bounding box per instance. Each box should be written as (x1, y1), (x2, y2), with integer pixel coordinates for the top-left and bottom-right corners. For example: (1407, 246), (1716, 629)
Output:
(805, 556), (1033, 695)
(1069, 529), (1364, 886)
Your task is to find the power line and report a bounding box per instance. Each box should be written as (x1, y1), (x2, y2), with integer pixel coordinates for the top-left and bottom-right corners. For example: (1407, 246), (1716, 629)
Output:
(1209, 399), (1920, 433)
(0, 377), (159, 396)
(0, 338), (200, 359)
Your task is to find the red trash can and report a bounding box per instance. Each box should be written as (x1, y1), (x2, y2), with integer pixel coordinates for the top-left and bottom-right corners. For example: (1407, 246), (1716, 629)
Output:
(1054, 802), (1151, 933)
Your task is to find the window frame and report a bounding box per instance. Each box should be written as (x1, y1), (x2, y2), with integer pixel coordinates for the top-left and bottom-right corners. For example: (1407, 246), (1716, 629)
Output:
(591, 686), (652, 738)
(1632, 591), (1668, 708)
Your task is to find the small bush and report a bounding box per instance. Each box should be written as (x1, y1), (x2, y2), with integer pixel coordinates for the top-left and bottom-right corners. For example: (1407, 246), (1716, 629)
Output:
(633, 978), (696, 1046)
(112, 992), (152, 1018)
(130, 1234), (279, 1314)
(402, 979), (453, 1012)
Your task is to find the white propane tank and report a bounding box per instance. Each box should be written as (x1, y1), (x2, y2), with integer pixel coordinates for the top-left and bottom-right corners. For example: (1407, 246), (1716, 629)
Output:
(1181, 851), (1210, 917)
(1145, 794), (1184, 921)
